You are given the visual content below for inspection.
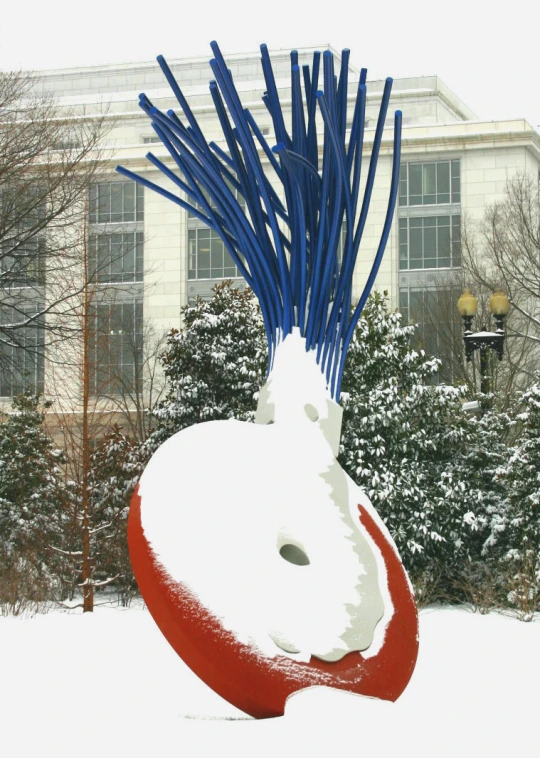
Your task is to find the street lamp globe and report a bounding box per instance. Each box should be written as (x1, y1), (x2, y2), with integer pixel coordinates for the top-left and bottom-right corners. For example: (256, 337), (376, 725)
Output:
(457, 288), (478, 318)
(489, 290), (510, 317)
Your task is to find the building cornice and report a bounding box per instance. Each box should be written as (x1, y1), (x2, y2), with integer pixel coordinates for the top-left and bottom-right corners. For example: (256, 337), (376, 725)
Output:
(109, 119), (540, 172)
(400, 120), (540, 158)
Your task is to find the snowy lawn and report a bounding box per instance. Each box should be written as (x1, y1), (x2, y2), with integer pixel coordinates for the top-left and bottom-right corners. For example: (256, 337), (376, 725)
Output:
(1, 603), (538, 757)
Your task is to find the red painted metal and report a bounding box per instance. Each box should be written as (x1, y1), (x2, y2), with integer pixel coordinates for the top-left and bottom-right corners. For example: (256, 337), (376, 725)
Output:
(128, 485), (419, 719)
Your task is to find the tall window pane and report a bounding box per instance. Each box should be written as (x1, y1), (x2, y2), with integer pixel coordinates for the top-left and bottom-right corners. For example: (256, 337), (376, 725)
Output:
(409, 164), (422, 205)
(110, 184), (124, 222)
(0, 305), (44, 396)
(452, 216), (461, 267)
(399, 287), (457, 384)
(399, 165), (408, 206)
(210, 235), (223, 278)
(97, 184), (110, 223)
(123, 184), (135, 222)
(0, 190), (47, 288)
(399, 215), (460, 270)
(437, 218), (451, 268)
(89, 181), (143, 224)
(399, 219), (408, 269)
(436, 162), (450, 203)
(423, 164), (436, 204)
(88, 232), (143, 283)
(188, 231), (197, 279)
(399, 160), (460, 207)
(89, 185), (98, 223)
(187, 228), (240, 280)
(409, 224), (423, 269)
(1, 236), (45, 288)
(136, 184), (144, 221)
(423, 220), (437, 268)
(451, 160), (461, 203)
(90, 301), (143, 396)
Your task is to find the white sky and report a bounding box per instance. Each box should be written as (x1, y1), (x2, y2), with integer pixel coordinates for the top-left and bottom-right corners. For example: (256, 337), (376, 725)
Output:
(2, 0), (539, 129)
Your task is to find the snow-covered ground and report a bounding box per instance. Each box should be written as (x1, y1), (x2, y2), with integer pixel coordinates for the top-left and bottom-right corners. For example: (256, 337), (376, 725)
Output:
(1, 603), (538, 757)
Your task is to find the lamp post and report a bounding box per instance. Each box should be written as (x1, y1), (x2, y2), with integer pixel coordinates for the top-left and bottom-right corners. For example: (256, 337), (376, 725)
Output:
(457, 288), (510, 408)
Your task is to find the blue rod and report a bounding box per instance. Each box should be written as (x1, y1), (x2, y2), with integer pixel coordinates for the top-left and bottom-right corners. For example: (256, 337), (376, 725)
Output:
(352, 77), (393, 258)
(210, 43), (294, 335)
(336, 110), (402, 396)
(116, 45), (402, 402)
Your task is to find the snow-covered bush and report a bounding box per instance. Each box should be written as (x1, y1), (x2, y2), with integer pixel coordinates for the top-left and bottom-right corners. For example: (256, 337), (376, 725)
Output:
(0, 395), (67, 610)
(150, 281), (267, 447)
(55, 424), (149, 607)
(483, 380), (540, 618)
(87, 425), (149, 603)
(338, 292), (501, 585)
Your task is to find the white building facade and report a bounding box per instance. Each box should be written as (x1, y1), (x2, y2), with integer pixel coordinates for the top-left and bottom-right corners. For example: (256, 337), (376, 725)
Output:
(5, 46), (540, 408)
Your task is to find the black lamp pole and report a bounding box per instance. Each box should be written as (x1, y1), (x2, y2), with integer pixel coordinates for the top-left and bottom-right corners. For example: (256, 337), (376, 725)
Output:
(457, 289), (509, 411)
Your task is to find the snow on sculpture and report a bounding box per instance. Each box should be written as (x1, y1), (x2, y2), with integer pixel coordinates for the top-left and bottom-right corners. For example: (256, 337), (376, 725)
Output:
(118, 42), (419, 719)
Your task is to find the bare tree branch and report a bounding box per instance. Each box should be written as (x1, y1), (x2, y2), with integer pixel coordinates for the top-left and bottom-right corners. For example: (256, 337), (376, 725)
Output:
(460, 172), (540, 401)
(0, 68), (114, 386)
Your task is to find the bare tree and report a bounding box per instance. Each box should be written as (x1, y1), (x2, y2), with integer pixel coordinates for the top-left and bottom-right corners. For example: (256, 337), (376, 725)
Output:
(398, 174), (540, 404)
(45, 221), (117, 612)
(45, 210), (161, 610)
(94, 317), (166, 442)
(461, 172), (540, 394)
(400, 275), (466, 386)
(406, 273), (530, 407)
(0, 68), (112, 388)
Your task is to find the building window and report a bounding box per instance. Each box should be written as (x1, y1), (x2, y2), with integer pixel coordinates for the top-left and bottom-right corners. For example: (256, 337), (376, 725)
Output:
(89, 182), (144, 224)
(399, 287), (457, 384)
(0, 189), (47, 288)
(399, 288), (444, 356)
(88, 181), (144, 280)
(399, 160), (460, 206)
(1, 235), (45, 288)
(88, 232), (143, 284)
(88, 180), (144, 398)
(0, 306), (45, 397)
(91, 301), (143, 396)
(399, 215), (461, 270)
(188, 228), (240, 280)
(187, 180), (245, 285)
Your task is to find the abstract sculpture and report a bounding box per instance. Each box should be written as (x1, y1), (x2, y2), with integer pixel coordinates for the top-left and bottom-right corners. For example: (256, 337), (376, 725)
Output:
(119, 42), (419, 719)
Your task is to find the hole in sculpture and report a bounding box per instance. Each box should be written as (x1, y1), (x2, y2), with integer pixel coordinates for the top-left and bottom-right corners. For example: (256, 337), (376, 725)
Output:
(304, 403), (319, 422)
(279, 543), (310, 566)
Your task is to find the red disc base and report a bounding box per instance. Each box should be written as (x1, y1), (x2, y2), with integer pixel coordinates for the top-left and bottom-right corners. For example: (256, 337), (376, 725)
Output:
(128, 485), (419, 719)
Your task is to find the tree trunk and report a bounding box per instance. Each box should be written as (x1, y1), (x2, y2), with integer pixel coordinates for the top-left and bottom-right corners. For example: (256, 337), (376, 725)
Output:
(81, 222), (94, 613)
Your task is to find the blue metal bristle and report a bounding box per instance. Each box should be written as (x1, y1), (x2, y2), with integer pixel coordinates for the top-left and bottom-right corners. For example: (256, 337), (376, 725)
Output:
(116, 44), (402, 401)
